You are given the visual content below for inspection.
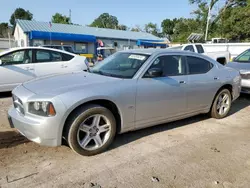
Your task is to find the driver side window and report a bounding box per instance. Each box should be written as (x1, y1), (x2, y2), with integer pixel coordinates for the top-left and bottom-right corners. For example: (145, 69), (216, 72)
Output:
(0, 50), (32, 66)
(144, 55), (186, 77)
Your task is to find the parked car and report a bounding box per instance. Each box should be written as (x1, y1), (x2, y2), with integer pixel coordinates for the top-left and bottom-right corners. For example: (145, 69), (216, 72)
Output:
(8, 49), (241, 156)
(170, 44), (230, 65)
(0, 47), (88, 92)
(226, 48), (250, 94)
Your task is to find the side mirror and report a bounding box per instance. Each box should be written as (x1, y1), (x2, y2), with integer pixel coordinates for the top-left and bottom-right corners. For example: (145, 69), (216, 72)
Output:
(147, 68), (163, 78)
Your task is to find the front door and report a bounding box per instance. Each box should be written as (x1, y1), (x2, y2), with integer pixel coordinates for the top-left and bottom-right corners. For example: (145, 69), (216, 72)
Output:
(135, 54), (188, 128)
(0, 49), (35, 92)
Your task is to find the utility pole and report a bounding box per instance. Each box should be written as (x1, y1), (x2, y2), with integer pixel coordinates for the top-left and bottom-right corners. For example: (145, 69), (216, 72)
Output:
(205, 1), (211, 41)
(69, 9), (72, 24)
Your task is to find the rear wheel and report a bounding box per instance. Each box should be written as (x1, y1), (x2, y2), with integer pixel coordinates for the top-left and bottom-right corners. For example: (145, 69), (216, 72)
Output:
(65, 104), (116, 156)
(210, 89), (232, 119)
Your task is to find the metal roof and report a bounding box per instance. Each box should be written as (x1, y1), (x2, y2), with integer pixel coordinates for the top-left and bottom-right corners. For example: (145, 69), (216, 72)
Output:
(17, 20), (160, 41)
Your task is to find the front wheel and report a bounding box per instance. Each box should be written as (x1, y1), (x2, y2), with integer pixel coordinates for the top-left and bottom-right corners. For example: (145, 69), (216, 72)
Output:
(210, 89), (232, 119)
(65, 104), (116, 156)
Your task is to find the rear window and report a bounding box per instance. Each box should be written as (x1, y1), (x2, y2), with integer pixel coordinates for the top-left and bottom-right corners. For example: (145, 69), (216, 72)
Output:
(62, 53), (74, 61)
(184, 45), (195, 52)
(186, 56), (213, 74)
(196, 45), (204, 53)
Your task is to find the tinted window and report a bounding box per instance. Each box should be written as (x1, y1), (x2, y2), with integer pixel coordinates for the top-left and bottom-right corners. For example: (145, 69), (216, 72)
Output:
(196, 45), (204, 53)
(63, 46), (74, 53)
(36, 50), (50, 62)
(187, 56), (213, 74)
(146, 55), (186, 77)
(234, 50), (250, 63)
(0, 50), (32, 65)
(184, 45), (195, 52)
(62, 53), (74, 61)
(35, 50), (62, 63)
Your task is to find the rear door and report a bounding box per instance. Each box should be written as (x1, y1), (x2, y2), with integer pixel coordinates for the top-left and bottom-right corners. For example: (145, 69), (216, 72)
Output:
(0, 49), (35, 91)
(185, 55), (220, 112)
(33, 49), (70, 77)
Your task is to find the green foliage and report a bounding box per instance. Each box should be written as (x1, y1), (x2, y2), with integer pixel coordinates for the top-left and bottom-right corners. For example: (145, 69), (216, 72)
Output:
(0, 23), (9, 38)
(117, 24), (128, 31)
(220, 4), (250, 41)
(10, 8), (33, 26)
(131, 25), (142, 32)
(144, 22), (160, 37)
(51, 13), (70, 24)
(90, 13), (119, 29)
(172, 18), (203, 42)
(161, 19), (176, 35)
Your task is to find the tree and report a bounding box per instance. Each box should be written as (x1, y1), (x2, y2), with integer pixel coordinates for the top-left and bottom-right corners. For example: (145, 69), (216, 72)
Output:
(144, 22), (160, 37)
(51, 13), (70, 24)
(220, 1), (250, 41)
(161, 19), (176, 36)
(117, 24), (128, 30)
(10, 8), (33, 25)
(131, 25), (143, 32)
(90, 13), (119, 29)
(172, 18), (203, 42)
(0, 23), (9, 38)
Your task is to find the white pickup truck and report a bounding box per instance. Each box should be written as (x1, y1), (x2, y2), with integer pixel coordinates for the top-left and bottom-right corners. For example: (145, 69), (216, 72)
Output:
(170, 44), (230, 65)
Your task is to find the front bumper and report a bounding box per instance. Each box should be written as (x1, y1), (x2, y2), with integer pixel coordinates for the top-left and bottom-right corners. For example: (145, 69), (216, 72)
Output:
(241, 79), (250, 94)
(8, 107), (59, 146)
(8, 85), (67, 147)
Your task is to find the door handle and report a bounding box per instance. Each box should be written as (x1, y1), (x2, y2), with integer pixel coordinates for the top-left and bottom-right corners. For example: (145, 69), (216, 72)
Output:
(61, 65), (68, 68)
(179, 81), (186, 84)
(25, 67), (34, 71)
(214, 77), (219, 80)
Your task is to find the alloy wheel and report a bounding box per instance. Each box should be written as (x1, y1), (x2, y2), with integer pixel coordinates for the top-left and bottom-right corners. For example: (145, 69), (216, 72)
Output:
(77, 114), (111, 151)
(216, 92), (230, 116)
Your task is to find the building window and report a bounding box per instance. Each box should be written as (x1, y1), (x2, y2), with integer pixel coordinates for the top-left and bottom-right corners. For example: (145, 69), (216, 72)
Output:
(75, 43), (87, 53)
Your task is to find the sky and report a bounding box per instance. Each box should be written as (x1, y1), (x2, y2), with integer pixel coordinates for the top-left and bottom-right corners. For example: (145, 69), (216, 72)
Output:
(0, 0), (196, 28)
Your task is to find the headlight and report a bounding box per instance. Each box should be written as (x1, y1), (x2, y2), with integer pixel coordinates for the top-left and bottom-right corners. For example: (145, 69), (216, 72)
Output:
(28, 101), (56, 116)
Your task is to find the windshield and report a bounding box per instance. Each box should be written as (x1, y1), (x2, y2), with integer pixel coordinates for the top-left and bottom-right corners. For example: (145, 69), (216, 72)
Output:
(235, 49), (250, 63)
(91, 52), (150, 78)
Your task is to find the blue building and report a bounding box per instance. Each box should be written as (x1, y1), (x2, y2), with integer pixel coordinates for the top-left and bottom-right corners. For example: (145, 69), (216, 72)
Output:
(14, 20), (169, 57)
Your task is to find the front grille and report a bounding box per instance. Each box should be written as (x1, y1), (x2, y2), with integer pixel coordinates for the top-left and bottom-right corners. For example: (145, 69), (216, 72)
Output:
(12, 95), (25, 115)
(240, 73), (250, 80)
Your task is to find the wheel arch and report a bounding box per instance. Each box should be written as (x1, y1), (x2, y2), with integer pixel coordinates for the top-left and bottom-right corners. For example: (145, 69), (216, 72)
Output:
(210, 84), (233, 110)
(61, 99), (122, 142)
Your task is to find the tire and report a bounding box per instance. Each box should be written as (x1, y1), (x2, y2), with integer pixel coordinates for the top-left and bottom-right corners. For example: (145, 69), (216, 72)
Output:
(210, 89), (232, 119)
(65, 104), (116, 156)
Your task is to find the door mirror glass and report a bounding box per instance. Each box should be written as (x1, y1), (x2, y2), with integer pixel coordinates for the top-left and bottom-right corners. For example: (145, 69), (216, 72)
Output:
(147, 68), (163, 77)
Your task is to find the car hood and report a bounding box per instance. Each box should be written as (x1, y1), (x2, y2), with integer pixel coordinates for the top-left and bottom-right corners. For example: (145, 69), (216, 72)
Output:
(226, 62), (250, 72)
(23, 72), (120, 95)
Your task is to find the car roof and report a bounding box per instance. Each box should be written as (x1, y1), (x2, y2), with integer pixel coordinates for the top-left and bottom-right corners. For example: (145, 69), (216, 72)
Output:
(0, 47), (76, 56)
(119, 48), (198, 56)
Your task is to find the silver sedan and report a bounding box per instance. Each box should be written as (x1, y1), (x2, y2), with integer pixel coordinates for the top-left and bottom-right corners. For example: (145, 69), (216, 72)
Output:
(8, 49), (241, 156)
(226, 48), (250, 94)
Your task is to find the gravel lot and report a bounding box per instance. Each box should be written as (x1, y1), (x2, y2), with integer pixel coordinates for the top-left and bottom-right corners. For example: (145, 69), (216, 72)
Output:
(0, 93), (250, 188)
